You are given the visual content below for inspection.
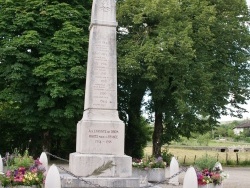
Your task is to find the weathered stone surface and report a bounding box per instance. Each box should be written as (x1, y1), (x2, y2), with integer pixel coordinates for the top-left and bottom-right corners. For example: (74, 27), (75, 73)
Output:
(183, 167), (198, 188)
(169, 157), (179, 185)
(68, 0), (139, 186)
(75, 0), (125, 156)
(76, 120), (125, 155)
(69, 154), (132, 177)
(61, 174), (139, 188)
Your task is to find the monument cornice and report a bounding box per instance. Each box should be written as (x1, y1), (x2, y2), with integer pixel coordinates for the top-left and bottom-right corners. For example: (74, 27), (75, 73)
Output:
(89, 20), (118, 30)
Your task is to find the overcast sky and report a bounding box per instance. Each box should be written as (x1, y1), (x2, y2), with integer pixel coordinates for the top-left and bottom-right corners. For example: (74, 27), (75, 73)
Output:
(220, 0), (250, 122)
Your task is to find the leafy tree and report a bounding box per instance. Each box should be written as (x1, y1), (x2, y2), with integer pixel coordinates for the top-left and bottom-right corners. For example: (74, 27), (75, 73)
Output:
(117, 0), (250, 157)
(0, 0), (91, 156)
(117, 0), (154, 157)
(197, 133), (211, 146)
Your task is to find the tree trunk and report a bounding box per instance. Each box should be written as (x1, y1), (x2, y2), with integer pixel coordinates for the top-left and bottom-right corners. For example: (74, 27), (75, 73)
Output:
(152, 110), (163, 157)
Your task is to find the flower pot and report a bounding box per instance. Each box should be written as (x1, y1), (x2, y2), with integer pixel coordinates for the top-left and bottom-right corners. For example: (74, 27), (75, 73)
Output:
(147, 168), (166, 182)
(132, 167), (148, 178)
(132, 167), (148, 185)
(213, 184), (223, 188)
(198, 184), (223, 188)
(4, 185), (42, 188)
(198, 184), (213, 188)
(132, 167), (166, 183)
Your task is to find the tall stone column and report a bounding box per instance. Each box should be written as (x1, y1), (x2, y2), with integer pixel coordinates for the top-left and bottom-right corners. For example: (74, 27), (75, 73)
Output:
(68, 1), (139, 187)
(76, 0), (123, 156)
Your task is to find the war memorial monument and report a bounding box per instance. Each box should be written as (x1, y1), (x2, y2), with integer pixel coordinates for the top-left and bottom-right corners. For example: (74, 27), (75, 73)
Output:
(67, 0), (139, 187)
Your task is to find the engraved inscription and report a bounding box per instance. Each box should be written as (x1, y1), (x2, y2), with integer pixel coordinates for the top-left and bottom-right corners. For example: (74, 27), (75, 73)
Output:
(90, 33), (116, 109)
(88, 129), (119, 144)
(99, 0), (111, 12)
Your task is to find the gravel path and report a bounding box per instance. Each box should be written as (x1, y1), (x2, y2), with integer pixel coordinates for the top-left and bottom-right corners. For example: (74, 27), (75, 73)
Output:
(158, 167), (250, 188)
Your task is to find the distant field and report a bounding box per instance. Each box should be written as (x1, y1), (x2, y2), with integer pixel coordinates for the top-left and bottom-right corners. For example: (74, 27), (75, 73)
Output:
(144, 144), (250, 166)
(170, 138), (250, 147)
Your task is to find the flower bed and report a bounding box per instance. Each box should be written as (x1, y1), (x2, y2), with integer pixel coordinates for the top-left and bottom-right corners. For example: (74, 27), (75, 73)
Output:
(197, 167), (228, 187)
(196, 154), (229, 188)
(0, 150), (45, 188)
(132, 156), (167, 169)
(132, 156), (167, 182)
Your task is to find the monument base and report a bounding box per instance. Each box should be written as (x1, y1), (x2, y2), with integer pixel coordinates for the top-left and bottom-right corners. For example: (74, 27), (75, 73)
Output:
(61, 174), (140, 188)
(68, 153), (139, 187)
(69, 153), (132, 177)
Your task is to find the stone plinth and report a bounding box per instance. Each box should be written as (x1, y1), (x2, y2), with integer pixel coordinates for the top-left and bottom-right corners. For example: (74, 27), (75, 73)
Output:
(76, 114), (125, 155)
(69, 154), (132, 177)
(61, 174), (139, 188)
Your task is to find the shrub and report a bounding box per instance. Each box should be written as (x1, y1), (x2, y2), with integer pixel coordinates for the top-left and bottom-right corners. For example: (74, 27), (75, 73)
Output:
(161, 148), (174, 166)
(195, 154), (217, 171)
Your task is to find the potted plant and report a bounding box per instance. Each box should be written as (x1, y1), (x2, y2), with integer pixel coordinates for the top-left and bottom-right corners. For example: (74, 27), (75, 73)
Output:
(195, 154), (229, 188)
(0, 149), (45, 188)
(132, 156), (167, 182)
(210, 166), (229, 188)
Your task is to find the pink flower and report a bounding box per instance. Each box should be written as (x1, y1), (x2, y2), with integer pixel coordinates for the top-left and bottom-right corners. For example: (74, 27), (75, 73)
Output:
(18, 167), (26, 174)
(6, 170), (12, 177)
(35, 158), (42, 166)
(14, 173), (24, 182)
(31, 167), (38, 173)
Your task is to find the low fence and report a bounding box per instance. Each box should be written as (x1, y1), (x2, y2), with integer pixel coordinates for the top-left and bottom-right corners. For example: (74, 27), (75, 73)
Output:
(176, 152), (250, 166)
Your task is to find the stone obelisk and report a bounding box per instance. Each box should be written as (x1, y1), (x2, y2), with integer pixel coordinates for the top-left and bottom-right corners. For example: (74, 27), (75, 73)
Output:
(69, 0), (139, 187)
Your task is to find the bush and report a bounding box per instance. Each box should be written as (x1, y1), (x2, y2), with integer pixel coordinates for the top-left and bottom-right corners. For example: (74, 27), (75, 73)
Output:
(161, 148), (174, 166)
(195, 154), (217, 171)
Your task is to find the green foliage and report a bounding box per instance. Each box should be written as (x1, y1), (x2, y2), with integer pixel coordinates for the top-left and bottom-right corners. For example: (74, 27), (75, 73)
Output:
(195, 154), (217, 171)
(0, 0), (249, 159)
(197, 133), (211, 146)
(161, 148), (174, 166)
(132, 156), (166, 169)
(117, 0), (250, 156)
(226, 159), (235, 166)
(124, 116), (152, 158)
(240, 159), (250, 166)
(0, 0), (91, 156)
(10, 150), (34, 169)
(0, 149), (45, 187)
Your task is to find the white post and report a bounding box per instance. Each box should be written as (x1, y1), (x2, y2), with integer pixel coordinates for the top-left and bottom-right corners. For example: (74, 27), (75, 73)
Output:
(0, 155), (3, 173)
(169, 157), (179, 185)
(183, 167), (198, 188)
(39, 152), (49, 173)
(45, 164), (61, 188)
(214, 161), (223, 171)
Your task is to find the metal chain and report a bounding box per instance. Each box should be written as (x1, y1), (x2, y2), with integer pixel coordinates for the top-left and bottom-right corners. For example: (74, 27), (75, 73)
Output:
(58, 166), (108, 188)
(46, 152), (107, 187)
(45, 152), (187, 188)
(140, 167), (188, 188)
(45, 152), (69, 163)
